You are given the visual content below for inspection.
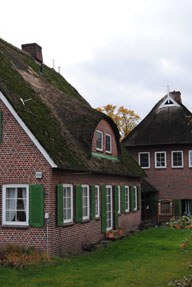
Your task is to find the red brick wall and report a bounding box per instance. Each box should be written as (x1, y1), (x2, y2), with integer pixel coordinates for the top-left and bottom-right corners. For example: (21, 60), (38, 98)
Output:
(51, 172), (141, 256)
(0, 99), (52, 252)
(92, 119), (118, 157)
(129, 145), (192, 200)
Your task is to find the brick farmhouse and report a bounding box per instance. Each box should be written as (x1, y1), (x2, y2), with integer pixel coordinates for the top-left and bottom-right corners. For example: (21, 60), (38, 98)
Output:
(0, 38), (144, 256)
(123, 91), (192, 223)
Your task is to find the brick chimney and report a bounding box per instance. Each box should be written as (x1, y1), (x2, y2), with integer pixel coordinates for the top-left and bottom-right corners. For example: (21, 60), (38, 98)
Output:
(170, 90), (182, 103)
(22, 43), (43, 63)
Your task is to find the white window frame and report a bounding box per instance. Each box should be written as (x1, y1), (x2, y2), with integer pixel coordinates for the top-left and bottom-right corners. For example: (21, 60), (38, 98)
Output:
(2, 184), (29, 226)
(155, 151), (167, 168)
(118, 186), (121, 214)
(82, 185), (90, 220)
(95, 185), (100, 218)
(189, 150), (192, 167)
(96, 130), (103, 151)
(63, 184), (73, 224)
(105, 133), (112, 154)
(133, 186), (138, 211)
(138, 152), (150, 169)
(106, 185), (113, 231)
(171, 151), (183, 168)
(125, 186), (130, 212)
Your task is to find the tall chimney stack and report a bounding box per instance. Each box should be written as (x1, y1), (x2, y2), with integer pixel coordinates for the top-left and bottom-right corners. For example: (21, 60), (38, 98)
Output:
(22, 43), (43, 63)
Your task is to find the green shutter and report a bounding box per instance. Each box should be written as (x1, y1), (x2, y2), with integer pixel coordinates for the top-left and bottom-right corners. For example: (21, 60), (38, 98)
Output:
(57, 184), (63, 226)
(101, 185), (107, 233)
(130, 186), (135, 212)
(114, 186), (119, 230)
(0, 111), (2, 142)
(75, 185), (82, 223)
(29, 184), (44, 228)
(174, 199), (182, 217)
(90, 185), (96, 219)
(121, 186), (126, 213)
(137, 186), (141, 211)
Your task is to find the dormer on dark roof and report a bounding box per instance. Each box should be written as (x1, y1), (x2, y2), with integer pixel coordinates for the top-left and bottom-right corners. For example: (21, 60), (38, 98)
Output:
(22, 43), (43, 63)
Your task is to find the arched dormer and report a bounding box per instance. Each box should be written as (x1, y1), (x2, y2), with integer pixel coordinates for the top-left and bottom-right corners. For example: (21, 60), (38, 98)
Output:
(91, 118), (120, 160)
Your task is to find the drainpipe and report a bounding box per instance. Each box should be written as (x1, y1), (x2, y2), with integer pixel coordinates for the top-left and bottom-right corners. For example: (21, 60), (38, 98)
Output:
(44, 212), (49, 258)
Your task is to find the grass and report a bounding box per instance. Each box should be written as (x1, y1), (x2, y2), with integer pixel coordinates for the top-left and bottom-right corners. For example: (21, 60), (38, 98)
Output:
(1, 227), (192, 287)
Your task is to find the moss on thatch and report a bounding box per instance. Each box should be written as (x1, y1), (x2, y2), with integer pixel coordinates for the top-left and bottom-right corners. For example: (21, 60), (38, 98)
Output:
(0, 38), (144, 177)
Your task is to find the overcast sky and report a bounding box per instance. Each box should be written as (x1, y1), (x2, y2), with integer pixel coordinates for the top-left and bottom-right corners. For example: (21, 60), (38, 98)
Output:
(1, 0), (192, 118)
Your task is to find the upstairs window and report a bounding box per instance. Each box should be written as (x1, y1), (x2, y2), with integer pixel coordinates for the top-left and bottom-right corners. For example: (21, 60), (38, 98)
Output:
(155, 151), (166, 168)
(139, 152), (150, 169)
(96, 130), (103, 151)
(105, 134), (112, 153)
(172, 151), (183, 168)
(189, 150), (192, 167)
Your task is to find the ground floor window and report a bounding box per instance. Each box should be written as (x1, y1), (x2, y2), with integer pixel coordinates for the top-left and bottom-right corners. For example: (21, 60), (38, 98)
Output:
(106, 185), (113, 230)
(125, 186), (130, 212)
(2, 184), (29, 226)
(132, 186), (138, 211)
(95, 185), (100, 218)
(82, 185), (90, 220)
(63, 184), (73, 223)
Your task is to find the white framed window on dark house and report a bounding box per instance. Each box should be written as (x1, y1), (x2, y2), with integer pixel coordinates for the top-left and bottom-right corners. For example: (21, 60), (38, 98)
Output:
(188, 150), (192, 167)
(138, 152), (150, 169)
(155, 151), (166, 168)
(171, 151), (183, 168)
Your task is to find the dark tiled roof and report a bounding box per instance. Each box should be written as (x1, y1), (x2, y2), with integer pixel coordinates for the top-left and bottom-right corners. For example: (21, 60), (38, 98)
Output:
(0, 38), (144, 177)
(123, 92), (192, 147)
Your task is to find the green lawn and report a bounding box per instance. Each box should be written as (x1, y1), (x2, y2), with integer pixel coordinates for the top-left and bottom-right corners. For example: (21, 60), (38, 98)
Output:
(1, 227), (192, 287)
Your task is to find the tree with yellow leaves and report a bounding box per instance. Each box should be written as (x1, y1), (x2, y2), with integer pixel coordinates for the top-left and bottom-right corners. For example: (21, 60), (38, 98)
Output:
(97, 104), (140, 139)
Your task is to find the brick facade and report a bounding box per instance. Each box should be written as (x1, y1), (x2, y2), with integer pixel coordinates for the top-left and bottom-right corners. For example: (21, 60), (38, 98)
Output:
(0, 100), (141, 256)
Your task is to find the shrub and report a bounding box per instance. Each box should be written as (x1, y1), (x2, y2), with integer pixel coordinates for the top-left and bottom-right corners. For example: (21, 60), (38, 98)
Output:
(0, 245), (47, 269)
(168, 275), (192, 287)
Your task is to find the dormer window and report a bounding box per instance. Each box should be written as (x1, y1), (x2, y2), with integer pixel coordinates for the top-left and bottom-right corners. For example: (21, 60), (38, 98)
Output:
(96, 130), (103, 151)
(105, 134), (112, 153)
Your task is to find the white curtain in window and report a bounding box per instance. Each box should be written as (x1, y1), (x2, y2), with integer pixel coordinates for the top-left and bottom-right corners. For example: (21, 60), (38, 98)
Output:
(6, 188), (16, 221)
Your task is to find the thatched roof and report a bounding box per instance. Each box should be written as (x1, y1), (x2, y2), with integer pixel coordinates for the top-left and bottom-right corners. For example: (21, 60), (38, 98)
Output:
(0, 38), (144, 177)
(123, 91), (192, 147)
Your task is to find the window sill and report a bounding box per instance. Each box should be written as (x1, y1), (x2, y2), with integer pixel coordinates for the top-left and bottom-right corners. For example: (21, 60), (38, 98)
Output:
(2, 225), (29, 229)
(81, 219), (90, 224)
(62, 222), (74, 228)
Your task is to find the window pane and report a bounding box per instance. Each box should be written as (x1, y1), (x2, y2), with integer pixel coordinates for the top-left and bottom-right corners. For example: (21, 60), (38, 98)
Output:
(139, 153), (149, 168)
(4, 186), (28, 224)
(172, 151), (183, 167)
(63, 185), (73, 223)
(106, 134), (111, 153)
(96, 131), (103, 150)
